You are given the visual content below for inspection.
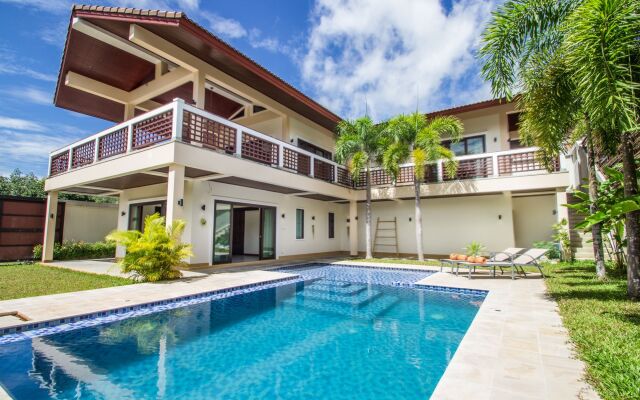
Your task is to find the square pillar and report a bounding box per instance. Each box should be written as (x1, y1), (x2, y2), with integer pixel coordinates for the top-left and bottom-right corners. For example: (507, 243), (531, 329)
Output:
(349, 200), (358, 256)
(555, 190), (569, 223)
(116, 190), (130, 258)
(42, 191), (58, 262)
(166, 164), (186, 227)
(193, 71), (206, 108)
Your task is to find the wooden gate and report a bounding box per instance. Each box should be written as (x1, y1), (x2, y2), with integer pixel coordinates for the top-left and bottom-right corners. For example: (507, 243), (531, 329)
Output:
(0, 196), (65, 261)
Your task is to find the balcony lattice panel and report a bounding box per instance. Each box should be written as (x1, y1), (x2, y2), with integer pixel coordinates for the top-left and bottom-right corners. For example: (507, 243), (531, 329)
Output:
(132, 110), (173, 150)
(71, 141), (95, 169)
(498, 151), (557, 175)
(98, 128), (128, 160)
(50, 151), (69, 176)
(283, 148), (310, 175)
(241, 132), (279, 165)
(314, 159), (335, 182)
(182, 110), (236, 153)
(445, 157), (493, 180)
(336, 166), (352, 187)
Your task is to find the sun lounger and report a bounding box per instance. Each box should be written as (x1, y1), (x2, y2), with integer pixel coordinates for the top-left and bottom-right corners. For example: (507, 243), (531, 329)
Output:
(460, 248), (549, 279)
(439, 247), (524, 274)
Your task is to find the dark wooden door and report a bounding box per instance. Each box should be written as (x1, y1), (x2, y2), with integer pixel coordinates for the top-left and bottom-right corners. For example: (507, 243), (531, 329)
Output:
(232, 208), (244, 255)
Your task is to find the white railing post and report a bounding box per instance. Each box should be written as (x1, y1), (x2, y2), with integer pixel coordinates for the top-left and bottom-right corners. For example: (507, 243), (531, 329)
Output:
(126, 123), (134, 153)
(235, 130), (243, 157)
(171, 98), (184, 141)
(492, 153), (500, 177)
(278, 144), (284, 168)
(436, 160), (443, 182)
(67, 148), (73, 171)
(310, 156), (315, 178)
(94, 138), (100, 163)
(333, 165), (338, 183)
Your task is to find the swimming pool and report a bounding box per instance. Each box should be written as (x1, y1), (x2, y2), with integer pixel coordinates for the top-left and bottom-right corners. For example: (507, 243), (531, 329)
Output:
(0, 264), (484, 399)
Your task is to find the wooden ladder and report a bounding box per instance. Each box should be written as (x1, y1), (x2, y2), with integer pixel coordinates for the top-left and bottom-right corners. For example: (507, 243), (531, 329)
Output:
(373, 217), (399, 257)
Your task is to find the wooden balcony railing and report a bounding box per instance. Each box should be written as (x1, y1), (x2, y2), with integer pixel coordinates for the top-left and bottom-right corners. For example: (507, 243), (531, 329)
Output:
(48, 99), (564, 188)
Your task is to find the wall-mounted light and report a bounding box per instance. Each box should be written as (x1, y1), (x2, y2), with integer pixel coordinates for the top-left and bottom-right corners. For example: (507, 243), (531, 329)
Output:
(281, 213), (286, 219)
(201, 204), (206, 211)
(355, 216), (358, 220)
(498, 214), (502, 220)
(552, 209), (557, 215)
(177, 199), (184, 207)
(346, 218), (350, 223)
(494, 137), (498, 142)
(120, 211), (126, 217)
(311, 216), (315, 221)
(50, 213), (55, 219)
(409, 217), (412, 222)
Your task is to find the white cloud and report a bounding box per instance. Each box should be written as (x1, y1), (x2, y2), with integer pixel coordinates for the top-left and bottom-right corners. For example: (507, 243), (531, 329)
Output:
(201, 11), (248, 39)
(0, 130), (71, 158)
(1, 86), (52, 105)
(0, 116), (46, 132)
(301, 0), (497, 120)
(0, 48), (57, 82)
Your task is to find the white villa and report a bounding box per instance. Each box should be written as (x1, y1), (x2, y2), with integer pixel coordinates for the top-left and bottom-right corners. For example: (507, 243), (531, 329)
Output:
(42, 5), (589, 266)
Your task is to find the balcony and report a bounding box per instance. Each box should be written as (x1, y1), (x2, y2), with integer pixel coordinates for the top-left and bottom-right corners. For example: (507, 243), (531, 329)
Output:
(47, 99), (565, 194)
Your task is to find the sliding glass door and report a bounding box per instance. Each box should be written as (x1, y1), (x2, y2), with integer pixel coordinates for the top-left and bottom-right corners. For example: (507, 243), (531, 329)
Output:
(213, 202), (232, 264)
(259, 207), (276, 260)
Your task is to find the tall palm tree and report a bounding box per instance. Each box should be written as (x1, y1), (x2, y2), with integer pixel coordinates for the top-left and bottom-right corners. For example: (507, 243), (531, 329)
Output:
(382, 112), (462, 261)
(479, 0), (640, 291)
(335, 116), (387, 259)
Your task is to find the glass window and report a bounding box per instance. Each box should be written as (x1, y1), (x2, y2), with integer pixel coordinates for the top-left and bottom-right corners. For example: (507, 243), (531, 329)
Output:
(296, 209), (304, 239)
(465, 137), (485, 155)
(442, 135), (486, 156)
(328, 212), (335, 239)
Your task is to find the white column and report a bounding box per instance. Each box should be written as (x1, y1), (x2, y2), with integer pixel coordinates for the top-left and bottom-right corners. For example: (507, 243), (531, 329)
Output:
(349, 200), (359, 256)
(555, 190), (569, 224)
(165, 164), (186, 228)
(124, 103), (135, 120)
(192, 70), (206, 108)
(116, 190), (130, 258)
(502, 191), (516, 247)
(42, 191), (59, 262)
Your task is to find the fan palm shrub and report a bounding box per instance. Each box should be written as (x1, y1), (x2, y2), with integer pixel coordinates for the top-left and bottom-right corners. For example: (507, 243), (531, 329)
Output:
(382, 112), (462, 261)
(106, 213), (192, 282)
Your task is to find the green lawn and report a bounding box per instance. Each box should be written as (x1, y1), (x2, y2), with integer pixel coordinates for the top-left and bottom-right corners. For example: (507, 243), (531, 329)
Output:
(543, 261), (640, 400)
(0, 263), (133, 301)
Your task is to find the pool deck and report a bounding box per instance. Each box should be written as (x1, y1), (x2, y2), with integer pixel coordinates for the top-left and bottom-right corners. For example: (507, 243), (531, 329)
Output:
(0, 260), (599, 400)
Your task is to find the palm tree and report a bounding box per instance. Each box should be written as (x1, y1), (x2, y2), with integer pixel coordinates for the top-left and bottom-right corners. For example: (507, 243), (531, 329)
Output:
(382, 112), (462, 261)
(479, 0), (640, 291)
(335, 117), (387, 259)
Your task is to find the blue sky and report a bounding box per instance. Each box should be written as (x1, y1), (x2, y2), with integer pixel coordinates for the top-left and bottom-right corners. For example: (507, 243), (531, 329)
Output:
(0, 0), (499, 177)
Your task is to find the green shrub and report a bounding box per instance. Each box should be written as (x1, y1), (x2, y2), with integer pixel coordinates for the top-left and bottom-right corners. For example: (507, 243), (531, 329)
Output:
(106, 213), (192, 282)
(533, 241), (561, 260)
(32, 241), (116, 261)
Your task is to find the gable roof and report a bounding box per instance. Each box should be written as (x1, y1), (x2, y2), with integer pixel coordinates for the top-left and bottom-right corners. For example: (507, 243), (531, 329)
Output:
(54, 5), (342, 130)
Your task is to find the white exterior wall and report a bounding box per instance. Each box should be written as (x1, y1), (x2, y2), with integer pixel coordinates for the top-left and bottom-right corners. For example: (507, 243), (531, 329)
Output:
(358, 194), (517, 256)
(62, 201), (118, 243)
(512, 194), (557, 248)
(289, 117), (336, 155)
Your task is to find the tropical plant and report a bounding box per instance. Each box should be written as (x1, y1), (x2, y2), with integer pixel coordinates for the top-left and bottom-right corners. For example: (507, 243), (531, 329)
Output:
(106, 213), (192, 282)
(553, 218), (574, 262)
(382, 112), (462, 261)
(566, 163), (640, 270)
(335, 116), (388, 259)
(464, 241), (487, 257)
(533, 241), (561, 260)
(479, 0), (640, 297)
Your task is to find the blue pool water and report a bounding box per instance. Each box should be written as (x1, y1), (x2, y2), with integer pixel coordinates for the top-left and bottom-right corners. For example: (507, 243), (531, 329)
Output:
(0, 265), (483, 399)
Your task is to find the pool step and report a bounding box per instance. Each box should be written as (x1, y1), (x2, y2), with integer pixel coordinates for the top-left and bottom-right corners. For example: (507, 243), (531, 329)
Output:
(304, 282), (369, 296)
(284, 292), (400, 321)
(302, 287), (383, 307)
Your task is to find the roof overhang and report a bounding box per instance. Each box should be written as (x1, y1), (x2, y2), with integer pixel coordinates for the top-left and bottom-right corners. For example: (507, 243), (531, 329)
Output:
(54, 5), (341, 130)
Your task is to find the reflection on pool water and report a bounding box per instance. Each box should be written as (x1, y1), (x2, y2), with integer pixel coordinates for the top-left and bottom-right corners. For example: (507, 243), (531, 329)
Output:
(0, 264), (484, 399)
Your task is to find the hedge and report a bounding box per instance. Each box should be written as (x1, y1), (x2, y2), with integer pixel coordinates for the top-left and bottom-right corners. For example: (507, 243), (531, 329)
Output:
(33, 241), (116, 261)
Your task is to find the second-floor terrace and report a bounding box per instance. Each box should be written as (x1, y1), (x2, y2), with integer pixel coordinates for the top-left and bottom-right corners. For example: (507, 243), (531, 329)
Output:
(46, 99), (571, 202)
